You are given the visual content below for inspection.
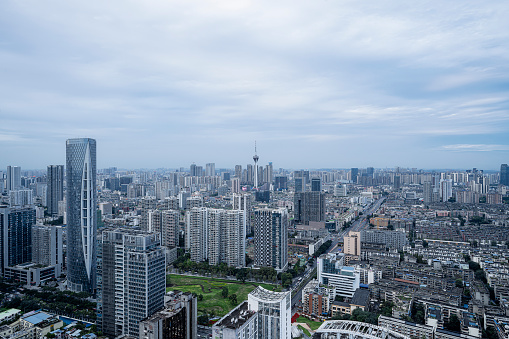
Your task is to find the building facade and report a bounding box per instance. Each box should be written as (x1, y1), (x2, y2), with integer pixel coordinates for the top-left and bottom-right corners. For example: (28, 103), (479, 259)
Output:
(46, 165), (64, 216)
(253, 208), (288, 272)
(66, 138), (97, 293)
(97, 229), (166, 337)
(0, 206), (35, 274)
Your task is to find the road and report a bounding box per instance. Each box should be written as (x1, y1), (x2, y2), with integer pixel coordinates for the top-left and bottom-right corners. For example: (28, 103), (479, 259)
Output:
(290, 197), (385, 313)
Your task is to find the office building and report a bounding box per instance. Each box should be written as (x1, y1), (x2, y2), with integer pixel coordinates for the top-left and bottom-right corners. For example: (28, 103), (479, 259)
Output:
(501, 164), (509, 186)
(350, 168), (359, 184)
(6, 166), (21, 192)
(8, 189), (33, 206)
(140, 291), (197, 339)
(311, 178), (322, 192)
(344, 231), (361, 256)
(66, 138), (96, 293)
(0, 206), (36, 274)
(293, 191), (325, 225)
(253, 208), (288, 272)
(185, 208), (246, 267)
(317, 252), (360, 298)
(247, 287), (291, 339)
(46, 165), (64, 216)
(97, 229), (166, 337)
(31, 225), (63, 276)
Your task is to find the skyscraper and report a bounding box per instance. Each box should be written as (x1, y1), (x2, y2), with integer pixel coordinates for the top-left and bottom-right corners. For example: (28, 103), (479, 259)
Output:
(423, 181), (433, 204)
(253, 142), (259, 188)
(66, 138), (96, 293)
(6, 166), (21, 191)
(31, 225), (64, 276)
(97, 229), (166, 337)
(501, 164), (509, 186)
(253, 208), (288, 272)
(47, 165), (64, 216)
(293, 192), (325, 225)
(350, 168), (359, 184)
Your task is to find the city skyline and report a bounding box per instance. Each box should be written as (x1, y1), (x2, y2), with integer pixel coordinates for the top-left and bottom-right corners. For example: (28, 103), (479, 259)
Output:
(0, 1), (508, 169)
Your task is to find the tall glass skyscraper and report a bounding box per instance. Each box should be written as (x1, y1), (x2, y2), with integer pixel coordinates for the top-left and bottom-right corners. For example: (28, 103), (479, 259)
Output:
(66, 138), (96, 293)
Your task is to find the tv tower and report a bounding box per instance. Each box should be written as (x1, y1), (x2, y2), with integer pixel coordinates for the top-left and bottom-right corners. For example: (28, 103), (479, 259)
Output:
(253, 141), (259, 189)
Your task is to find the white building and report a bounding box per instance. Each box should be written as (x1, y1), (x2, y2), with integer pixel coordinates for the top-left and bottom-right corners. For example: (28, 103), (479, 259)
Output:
(248, 286), (291, 339)
(318, 252), (360, 298)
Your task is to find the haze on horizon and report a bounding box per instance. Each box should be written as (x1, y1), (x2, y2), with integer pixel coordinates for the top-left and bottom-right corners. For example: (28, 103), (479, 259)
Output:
(1, 1), (508, 170)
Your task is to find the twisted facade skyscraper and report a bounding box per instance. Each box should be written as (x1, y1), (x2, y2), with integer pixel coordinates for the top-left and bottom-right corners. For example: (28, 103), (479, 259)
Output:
(66, 138), (97, 293)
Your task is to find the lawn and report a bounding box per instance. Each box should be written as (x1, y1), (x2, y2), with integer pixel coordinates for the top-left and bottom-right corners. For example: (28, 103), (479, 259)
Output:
(296, 315), (323, 330)
(166, 274), (280, 317)
(298, 325), (311, 337)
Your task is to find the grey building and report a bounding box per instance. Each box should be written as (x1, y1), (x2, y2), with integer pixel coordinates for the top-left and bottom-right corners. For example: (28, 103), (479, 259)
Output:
(361, 230), (407, 250)
(311, 178), (322, 192)
(97, 229), (166, 337)
(46, 165), (64, 216)
(293, 192), (325, 225)
(253, 208), (288, 272)
(6, 166), (21, 192)
(351, 168), (359, 183)
(66, 138), (96, 293)
(31, 225), (63, 276)
(139, 291), (197, 339)
(0, 206), (35, 274)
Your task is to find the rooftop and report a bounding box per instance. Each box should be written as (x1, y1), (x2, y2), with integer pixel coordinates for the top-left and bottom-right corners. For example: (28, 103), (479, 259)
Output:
(214, 301), (257, 330)
(249, 286), (290, 302)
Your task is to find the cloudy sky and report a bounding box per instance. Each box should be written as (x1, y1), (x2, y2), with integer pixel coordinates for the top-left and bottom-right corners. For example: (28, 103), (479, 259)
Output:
(1, 1), (508, 170)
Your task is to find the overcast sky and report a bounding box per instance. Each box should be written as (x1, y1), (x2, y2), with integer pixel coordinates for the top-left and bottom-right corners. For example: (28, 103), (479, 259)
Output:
(1, 1), (508, 170)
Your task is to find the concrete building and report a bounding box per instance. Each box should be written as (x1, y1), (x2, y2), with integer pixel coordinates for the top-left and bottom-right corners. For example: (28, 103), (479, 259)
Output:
(6, 166), (21, 192)
(31, 225), (63, 276)
(46, 165), (64, 216)
(66, 138), (96, 293)
(317, 252), (360, 298)
(344, 231), (361, 257)
(212, 301), (258, 339)
(8, 190), (33, 207)
(185, 208), (245, 267)
(140, 291), (197, 339)
(97, 229), (166, 337)
(294, 191), (325, 225)
(253, 208), (288, 272)
(232, 193), (252, 234)
(0, 206), (35, 275)
(361, 230), (407, 250)
(248, 287), (291, 339)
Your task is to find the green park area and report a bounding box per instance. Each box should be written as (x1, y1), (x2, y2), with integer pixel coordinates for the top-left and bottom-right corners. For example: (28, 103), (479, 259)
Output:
(166, 274), (281, 317)
(295, 315), (323, 330)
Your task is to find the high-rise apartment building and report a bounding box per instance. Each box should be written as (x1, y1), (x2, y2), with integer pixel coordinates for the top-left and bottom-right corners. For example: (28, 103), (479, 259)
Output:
(97, 229), (166, 337)
(66, 138), (96, 293)
(253, 208), (288, 272)
(234, 165), (242, 178)
(185, 208), (246, 267)
(423, 181), (433, 204)
(440, 179), (453, 202)
(295, 177), (305, 192)
(31, 225), (63, 276)
(0, 206), (35, 274)
(233, 193), (252, 234)
(205, 163), (215, 177)
(8, 189), (33, 206)
(47, 165), (64, 216)
(501, 164), (509, 186)
(6, 166), (21, 192)
(344, 231), (361, 256)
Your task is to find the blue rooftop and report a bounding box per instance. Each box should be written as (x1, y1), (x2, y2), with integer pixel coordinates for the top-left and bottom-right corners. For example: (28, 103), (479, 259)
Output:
(23, 312), (51, 325)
